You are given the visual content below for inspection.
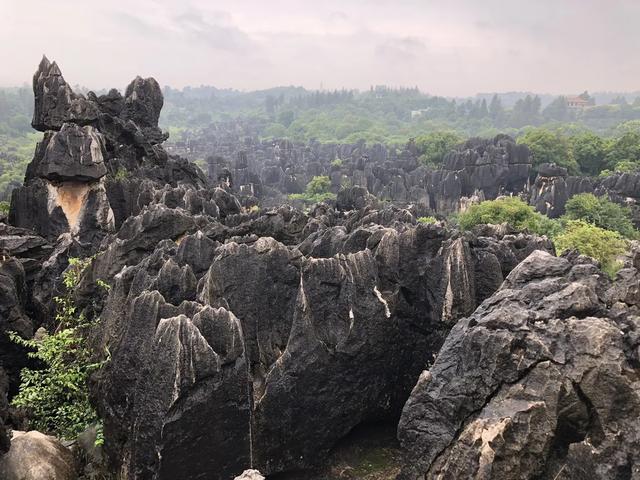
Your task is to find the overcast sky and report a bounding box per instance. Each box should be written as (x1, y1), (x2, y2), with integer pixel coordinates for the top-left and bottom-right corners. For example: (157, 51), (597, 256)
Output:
(1, 0), (638, 96)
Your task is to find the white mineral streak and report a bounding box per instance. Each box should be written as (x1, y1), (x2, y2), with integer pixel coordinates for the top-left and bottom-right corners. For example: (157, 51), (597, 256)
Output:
(373, 285), (391, 318)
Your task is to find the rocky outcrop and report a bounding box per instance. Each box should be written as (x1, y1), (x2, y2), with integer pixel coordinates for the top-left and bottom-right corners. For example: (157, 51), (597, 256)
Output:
(0, 431), (77, 480)
(398, 249), (640, 479)
(89, 243), (252, 480)
(27, 124), (107, 182)
(11, 56), (209, 243)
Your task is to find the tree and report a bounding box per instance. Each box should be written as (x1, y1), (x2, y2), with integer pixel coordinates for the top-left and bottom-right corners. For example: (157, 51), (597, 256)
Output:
(605, 131), (640, 170)
(543, 96), (572, 122)
(563, 193), (637, 239)
(415, 131), (462, 168)
(489, 94), (505, 125)
(569, 132), (608, 176)
(306, 175), (331, 195)
(510, 95), (541, 127)
(457, 197), (558, 236)
(518, 128), (579, 174)
(554, 220), (627, 277)
(277, 110), (295, 128)
(288, 175), (336, 204)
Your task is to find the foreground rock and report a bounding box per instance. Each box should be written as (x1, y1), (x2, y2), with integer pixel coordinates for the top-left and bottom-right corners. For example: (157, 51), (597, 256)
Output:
(398, 250), (640, 479)
(0, 431), (77, 480)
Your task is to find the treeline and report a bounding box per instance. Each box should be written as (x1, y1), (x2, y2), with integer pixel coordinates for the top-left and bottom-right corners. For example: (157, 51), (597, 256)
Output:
(0, 87), (40, 201)
(412, 125), (640, 176)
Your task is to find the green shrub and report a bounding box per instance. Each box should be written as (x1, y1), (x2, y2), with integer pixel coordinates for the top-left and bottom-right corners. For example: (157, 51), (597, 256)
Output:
(415, 131), (462, 168)
(564, 193), (637, 239)
(10, 257), (103, 440)
(458, 197), (559, 236)
(288, 175), (336, 204)
(331, 158), (343, 167)
(554, 220), (628, 277)
(518, 128), (579, 174)
(0, 201), (9, 214)
(417, 216), (437, 224)
(113, 168), (129, 180)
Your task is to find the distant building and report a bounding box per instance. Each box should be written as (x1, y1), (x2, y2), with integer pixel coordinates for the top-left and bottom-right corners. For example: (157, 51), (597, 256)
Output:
(567, 95), (592, 108)
(411, 108), (431, 119)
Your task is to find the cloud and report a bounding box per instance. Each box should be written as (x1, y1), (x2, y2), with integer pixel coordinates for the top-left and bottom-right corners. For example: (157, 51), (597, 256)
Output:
(375, 37), (427, 63)
(0, 0), (639, 96)
(171, 9), (256, 53)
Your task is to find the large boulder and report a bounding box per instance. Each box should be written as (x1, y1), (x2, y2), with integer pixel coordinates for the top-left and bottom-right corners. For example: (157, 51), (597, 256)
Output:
(0, 431), (77, 480)
(27, 123), (107, 182)
(398, 250), (640, 479)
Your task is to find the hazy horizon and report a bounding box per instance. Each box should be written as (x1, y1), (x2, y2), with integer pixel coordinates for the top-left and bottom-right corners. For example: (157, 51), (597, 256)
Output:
(1, 0), (639, 96)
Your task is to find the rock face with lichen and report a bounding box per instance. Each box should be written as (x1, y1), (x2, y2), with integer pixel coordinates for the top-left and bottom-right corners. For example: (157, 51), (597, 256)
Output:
(398, 249), (640, 480)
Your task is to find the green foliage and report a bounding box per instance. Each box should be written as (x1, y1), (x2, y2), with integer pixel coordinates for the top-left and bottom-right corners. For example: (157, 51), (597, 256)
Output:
(554, 220), (628, 277)
(331, 158), (343, 167)
(305, 175), (331, 195)
(518, 128), (579, 174)
(569, 132), (609, 176)
(563, 193), (638, 239)
(458, 197), (559, 236)
(417, 216), (437, 224)
(10, 257), (102, 440)
(605, 131), (640, 170)
(288, 175), (336, 204)
(0, 201), (9, 214)
(113, 168), (129, 180)
(415, 131), (462, 167)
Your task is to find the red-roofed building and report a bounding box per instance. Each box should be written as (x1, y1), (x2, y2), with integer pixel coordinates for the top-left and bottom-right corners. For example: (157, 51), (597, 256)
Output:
(566, 96), (589, 108)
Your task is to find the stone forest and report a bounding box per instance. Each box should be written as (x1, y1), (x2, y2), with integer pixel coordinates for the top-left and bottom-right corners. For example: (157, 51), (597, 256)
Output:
(0, 57), (639, 480)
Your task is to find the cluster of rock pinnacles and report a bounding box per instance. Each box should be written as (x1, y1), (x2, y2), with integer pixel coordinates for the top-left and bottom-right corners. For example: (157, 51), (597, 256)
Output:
(0, 57), (638, 480)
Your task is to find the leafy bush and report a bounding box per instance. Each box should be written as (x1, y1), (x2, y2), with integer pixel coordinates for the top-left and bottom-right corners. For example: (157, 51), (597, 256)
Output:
(554, 220), (628, 277)
(518, 128), (579, 174)
(415, 131), (462, 168)
(563, 193), (638, 239)
(10, 257), (103, 440)
(0, 201), (9, 214)
(417, 216), (437, 224)
(289, 175), (336, 204)
(331, 158), (343, 167)
(458, 197), (559, 236)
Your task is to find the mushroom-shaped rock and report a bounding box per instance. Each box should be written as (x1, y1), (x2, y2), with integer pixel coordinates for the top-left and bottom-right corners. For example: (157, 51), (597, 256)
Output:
(29, 123), (107, 182)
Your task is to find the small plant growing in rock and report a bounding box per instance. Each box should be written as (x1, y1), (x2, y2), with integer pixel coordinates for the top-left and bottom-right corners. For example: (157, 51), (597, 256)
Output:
(113, 168), (129, 180)
(417, 216), (437, 224)
(10, 257), (103, 440)
(0, 201), (9, 214)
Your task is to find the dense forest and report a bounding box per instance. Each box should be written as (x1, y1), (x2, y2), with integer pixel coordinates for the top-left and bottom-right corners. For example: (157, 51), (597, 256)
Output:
(2, 84), (640, 200)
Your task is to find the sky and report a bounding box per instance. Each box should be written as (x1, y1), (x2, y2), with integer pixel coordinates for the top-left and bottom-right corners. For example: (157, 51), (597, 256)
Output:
(1, 0), (639, 96)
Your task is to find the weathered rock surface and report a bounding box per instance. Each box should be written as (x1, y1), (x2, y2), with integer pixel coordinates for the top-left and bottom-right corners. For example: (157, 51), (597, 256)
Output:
(28, 123), (107, 182)
(398, 250), (640, 479)
(0, 431), (77, 480)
